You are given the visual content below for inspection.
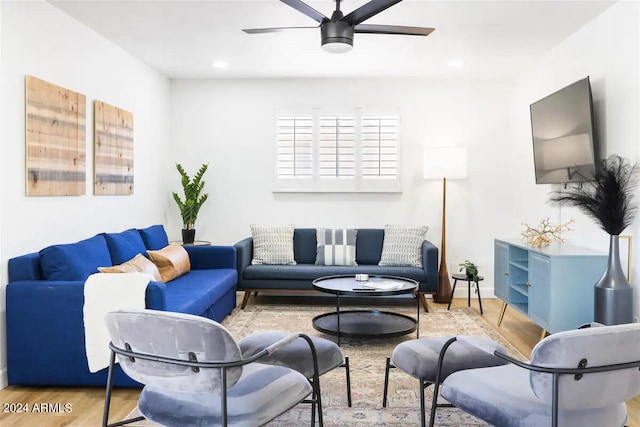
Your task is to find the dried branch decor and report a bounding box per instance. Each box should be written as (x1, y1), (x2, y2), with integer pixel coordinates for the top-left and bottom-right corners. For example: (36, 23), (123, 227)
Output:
(521, 217), (575, 247)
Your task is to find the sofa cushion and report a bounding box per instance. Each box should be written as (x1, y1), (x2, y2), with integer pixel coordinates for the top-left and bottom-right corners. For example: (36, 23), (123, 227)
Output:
(40, 235), (112, 281)
(251, 225), (296, 265)
(294, 228), (317, 264)
(147, 243), (191, 282)
(163, 269), (237, 316)
(355, 229), (384, 265)
(379, 225), (429, 267)
(104, 229), (148, 265)
(243, 264), (427, 282)
(138, 225), (170, 251)
(99, 254), (162, 282)
(315, 228), (357, 266)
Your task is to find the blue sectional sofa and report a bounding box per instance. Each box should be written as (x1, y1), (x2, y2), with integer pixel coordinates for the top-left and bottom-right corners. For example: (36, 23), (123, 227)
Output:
(6, 225), (237, 386)
(235, 228), (438, 311)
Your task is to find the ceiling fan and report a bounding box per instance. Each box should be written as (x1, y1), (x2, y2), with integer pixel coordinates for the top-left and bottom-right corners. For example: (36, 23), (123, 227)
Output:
(242, 0), (435, 53)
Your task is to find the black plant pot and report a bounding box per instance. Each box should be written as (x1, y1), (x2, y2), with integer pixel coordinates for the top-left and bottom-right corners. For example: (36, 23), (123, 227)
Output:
(182, 229), (196, 245)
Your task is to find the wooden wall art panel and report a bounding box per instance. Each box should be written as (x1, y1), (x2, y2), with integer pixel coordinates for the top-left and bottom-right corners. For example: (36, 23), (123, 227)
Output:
(25, 75), (86, 196)
(94, 100), (134, 195)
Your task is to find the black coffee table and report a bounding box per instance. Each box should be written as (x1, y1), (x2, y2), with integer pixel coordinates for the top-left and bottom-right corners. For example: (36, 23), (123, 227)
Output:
(312, 275), (419, 345)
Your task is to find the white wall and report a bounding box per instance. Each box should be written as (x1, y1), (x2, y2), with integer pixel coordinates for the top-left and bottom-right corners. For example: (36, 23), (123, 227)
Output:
(0, 1), (171, 387)
(511, 2), (640, 310)
(170, 77), (516, 295)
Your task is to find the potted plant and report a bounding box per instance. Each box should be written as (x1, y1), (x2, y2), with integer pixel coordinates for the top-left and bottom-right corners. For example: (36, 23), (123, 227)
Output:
(549, 154), (638, 325)
(172, 163), (209, 244)
(459, 260), (479, 283)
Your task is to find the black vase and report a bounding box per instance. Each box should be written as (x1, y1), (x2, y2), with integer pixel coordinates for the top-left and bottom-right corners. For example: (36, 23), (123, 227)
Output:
(182, 229), (196, 244)
(594, 235), (633, 325)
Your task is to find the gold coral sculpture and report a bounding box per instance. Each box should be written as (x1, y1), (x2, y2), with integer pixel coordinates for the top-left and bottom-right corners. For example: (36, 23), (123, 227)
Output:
(521, 218), (575, 247)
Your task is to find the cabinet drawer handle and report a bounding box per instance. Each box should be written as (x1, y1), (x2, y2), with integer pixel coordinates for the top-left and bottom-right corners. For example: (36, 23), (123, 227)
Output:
(526, 282), (532, 287)
(504, 271), (509, 276)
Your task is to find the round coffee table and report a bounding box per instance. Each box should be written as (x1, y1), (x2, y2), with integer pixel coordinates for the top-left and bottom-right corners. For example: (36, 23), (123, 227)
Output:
(312, 275), (419, 345)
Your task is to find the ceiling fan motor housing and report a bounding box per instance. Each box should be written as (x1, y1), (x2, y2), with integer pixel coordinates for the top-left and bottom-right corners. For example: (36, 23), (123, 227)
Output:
(321, 21), (354, 48)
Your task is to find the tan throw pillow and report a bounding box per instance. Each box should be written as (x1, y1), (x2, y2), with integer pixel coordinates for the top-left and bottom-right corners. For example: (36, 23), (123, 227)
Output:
(379, 225), (429, 267)
(99, 254), (162, 282)
(250, 224), (296, 265)
(147, 243), (191, 282)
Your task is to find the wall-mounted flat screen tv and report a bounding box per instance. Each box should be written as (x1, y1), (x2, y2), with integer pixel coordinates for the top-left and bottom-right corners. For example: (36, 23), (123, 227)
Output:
(530, 77), (598, 184)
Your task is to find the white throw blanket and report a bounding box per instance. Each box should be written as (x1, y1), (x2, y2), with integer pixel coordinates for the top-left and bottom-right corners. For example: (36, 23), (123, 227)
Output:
(83, 272), (150, 373)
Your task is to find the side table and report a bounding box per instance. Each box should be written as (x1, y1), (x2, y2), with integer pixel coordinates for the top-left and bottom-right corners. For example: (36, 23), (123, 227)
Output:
(447, 274), (483, 315)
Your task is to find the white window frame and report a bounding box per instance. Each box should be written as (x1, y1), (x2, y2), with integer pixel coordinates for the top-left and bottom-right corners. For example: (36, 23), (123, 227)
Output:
(273, 107), (401, 193)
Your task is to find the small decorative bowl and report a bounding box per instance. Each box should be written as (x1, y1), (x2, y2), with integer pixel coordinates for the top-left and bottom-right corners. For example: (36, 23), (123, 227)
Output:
(355, 274), (369, 282)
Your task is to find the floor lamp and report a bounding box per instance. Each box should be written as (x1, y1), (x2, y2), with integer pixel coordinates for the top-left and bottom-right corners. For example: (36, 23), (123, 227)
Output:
(423, 147), (468, 303)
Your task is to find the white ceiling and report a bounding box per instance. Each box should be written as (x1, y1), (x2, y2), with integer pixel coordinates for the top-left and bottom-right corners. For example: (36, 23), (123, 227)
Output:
(49, 0), (615, 79)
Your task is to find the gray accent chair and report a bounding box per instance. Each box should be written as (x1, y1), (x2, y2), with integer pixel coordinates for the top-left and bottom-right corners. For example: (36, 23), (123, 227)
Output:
(441, 323), (640, 427)
(383, 335), (509, 427)
(102, 310), (318, 427)
(238, 331), (352, 421)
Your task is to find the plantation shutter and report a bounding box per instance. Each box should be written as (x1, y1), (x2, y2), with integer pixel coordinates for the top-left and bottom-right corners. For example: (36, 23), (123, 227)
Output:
(361, 116), (399, 180)
(276, 116), (313, 179)
(274, 109), (401, 192)
(319, 116), (356, 179)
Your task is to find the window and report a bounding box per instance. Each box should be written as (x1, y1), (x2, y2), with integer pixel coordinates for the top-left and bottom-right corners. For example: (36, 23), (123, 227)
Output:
(274, 108), (400, 192)
(276, 116), (313, 180)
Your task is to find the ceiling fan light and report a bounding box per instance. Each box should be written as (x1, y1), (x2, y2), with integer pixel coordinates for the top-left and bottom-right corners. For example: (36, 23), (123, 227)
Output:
(322, 40), (353, 53)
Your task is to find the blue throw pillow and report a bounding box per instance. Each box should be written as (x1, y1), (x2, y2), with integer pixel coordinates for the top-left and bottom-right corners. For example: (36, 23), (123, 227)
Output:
(103, 229), (148, 265)
(40, 235), (112, 281)
(138, 225), (169, 250)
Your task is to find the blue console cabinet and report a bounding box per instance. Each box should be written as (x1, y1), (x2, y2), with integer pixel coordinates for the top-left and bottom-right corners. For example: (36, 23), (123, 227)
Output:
(494, 239), (607, 333)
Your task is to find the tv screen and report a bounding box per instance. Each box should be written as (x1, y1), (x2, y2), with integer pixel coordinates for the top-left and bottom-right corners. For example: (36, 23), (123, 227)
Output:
(530, 77), (598, 184)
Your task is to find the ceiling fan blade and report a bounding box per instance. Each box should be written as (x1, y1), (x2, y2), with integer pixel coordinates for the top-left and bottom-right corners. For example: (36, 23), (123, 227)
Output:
(342, 0), (403, 25)
(243, 26), (318, 34)
(354, 24), (435, 36)
(280, 0), (327, 24)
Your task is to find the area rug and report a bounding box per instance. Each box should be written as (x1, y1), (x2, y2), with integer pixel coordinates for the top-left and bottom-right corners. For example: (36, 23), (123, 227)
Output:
(126, 301), (525, 426)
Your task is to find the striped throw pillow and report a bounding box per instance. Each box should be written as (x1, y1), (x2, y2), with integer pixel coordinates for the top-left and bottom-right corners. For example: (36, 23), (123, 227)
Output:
(315, 228), (358, 266)
(251, 225), (296, 265)
(378, 225), (429, 267)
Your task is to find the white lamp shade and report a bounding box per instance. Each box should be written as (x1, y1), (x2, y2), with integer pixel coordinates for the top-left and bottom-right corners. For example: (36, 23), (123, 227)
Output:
(423, 147), (468, 179)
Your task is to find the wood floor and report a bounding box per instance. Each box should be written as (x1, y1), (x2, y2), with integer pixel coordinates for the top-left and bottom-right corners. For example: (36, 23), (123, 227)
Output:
(0, 297), (638, 426)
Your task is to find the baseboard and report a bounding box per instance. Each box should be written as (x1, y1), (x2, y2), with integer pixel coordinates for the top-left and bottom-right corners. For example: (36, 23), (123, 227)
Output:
(451, 284), (495, 299)
(0, 366), (8, 389)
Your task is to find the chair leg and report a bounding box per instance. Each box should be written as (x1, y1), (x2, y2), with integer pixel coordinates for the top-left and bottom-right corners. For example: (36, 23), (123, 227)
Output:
(383, 356), (391, 407)
(310, 387), (316, 427)
(240, 290), (252, 309)
(344, 356), (352, 407)
(428, 379), (439, 427)
(102, 352), (146, 427)
(420, 378), (427, 427)
(316, 376), (324, 427)
(102, 352), (116, 427)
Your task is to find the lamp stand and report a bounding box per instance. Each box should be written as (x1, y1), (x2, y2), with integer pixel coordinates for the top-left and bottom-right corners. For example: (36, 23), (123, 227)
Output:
(433, 177), (452, 303)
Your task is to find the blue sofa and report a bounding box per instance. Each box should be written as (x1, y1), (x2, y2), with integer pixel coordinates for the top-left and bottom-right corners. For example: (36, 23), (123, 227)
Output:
(6, 225), (237, 386)
(235, 228), (438, 311)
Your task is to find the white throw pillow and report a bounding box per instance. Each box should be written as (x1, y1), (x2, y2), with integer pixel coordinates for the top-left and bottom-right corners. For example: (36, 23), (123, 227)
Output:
(250, 225), (297, 265)
(315, 228), (358, 266)
(378, 225), (429, 267)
